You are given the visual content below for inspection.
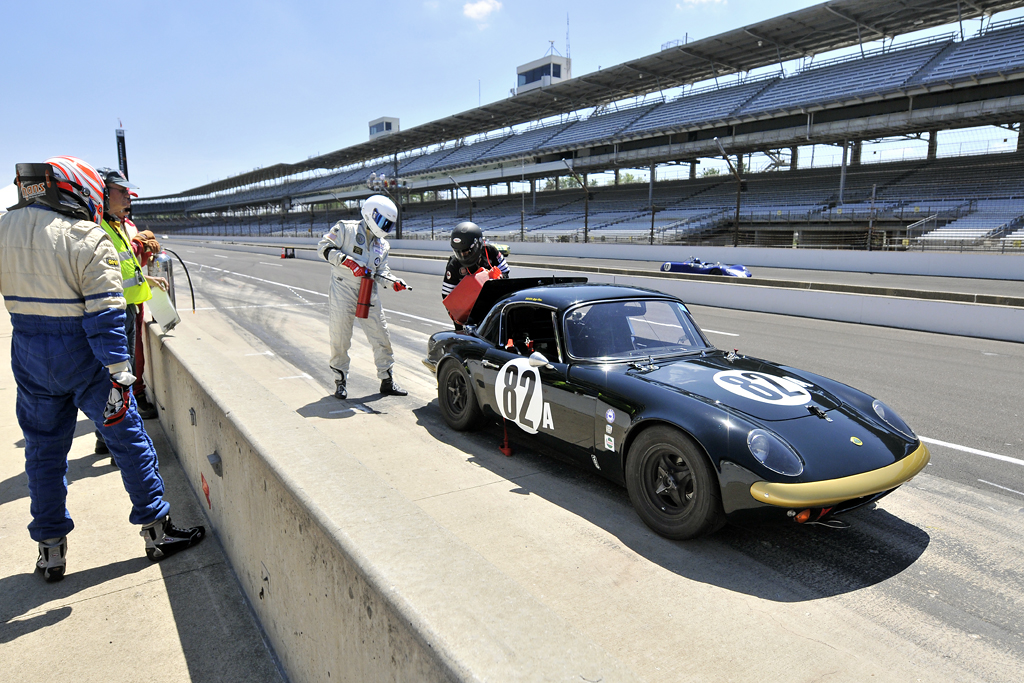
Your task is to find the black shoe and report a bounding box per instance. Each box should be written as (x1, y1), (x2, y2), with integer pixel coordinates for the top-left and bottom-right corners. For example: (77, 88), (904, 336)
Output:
(380, 372), (408, 397)
(334, 376), (347, 400)
(136, 396), (158, 419)
(141, 515), (205, 561)
(95, 437), (109, 455)
(110, 457), (118, 469)
(36, 536), (67, 582)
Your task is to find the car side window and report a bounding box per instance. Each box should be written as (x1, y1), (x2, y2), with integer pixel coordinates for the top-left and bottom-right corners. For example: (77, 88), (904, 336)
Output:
(502, 305), (560, 361)
(477, 306), (501, 345)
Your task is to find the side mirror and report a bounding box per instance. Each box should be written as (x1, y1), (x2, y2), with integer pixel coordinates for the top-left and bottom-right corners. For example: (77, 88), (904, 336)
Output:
(528, 351), (554, 370)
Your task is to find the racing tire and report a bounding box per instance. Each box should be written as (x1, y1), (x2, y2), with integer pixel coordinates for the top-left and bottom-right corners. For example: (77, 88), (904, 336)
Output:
(437, 360), (483, 431)
(709, 268), (722, 276)
(625, 426), (726, 540)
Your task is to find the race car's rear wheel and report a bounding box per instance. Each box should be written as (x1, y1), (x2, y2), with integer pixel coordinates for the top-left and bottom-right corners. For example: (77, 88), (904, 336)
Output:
(625, 426), (725, 540)
(438, 360), (483, 431)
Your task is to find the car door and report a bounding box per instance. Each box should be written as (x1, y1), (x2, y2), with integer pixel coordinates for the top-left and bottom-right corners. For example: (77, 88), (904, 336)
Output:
(477, 303), (595, 457)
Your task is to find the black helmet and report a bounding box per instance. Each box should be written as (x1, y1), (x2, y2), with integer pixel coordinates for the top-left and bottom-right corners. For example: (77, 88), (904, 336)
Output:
(450, 221), (484, 269)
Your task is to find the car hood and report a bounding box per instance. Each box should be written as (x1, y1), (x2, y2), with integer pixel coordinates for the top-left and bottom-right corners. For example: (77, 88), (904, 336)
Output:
(632, 354), (841, 421)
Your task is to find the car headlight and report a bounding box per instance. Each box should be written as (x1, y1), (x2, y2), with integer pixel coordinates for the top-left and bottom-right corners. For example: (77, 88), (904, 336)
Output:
(872, 400), (915, 439)
(747, 429), (804, 476)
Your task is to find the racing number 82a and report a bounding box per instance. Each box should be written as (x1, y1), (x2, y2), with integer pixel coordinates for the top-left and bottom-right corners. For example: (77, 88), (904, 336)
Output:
(496, 359), (543, 434)
(501, 364), (536, 428)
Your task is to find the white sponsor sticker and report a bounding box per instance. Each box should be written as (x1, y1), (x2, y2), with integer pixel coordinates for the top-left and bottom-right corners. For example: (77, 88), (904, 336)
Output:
(605, 408), (616, 424)
(713, 370), (811, 406)
(604, 434), (615, 451)
(495, 358), (551, 434)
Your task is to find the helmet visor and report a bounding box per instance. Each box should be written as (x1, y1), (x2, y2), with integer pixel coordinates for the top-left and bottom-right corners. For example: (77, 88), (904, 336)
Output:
(371, 207), (394, 234)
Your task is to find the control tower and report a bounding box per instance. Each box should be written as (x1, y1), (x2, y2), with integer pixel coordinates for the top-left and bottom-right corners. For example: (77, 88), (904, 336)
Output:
(369, 116), (399, 140)
(516, 50), (570, 95)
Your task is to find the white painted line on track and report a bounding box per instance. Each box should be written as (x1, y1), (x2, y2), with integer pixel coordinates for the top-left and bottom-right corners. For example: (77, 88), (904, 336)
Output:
(183, 261), (328, 297)
(978, 479), (1024, 497)
(211, 253), (230, 258)
(244, 351), (275, 357)
(382, 309), (449, 327)
(259, 262), (284, 267)
(704, 328), (739, 337)
(279, 374), (312, 380)
(183, 302), (326, 312)
(920, 436), (1024, 467)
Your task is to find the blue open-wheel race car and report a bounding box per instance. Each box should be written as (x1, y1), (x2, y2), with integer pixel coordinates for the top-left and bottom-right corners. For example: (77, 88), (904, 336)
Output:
(661, 256), (752, 277)
(423, 278), (929, 540)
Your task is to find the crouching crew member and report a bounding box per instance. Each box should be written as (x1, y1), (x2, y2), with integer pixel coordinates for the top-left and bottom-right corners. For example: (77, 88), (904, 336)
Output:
(318, 194), (409, 400)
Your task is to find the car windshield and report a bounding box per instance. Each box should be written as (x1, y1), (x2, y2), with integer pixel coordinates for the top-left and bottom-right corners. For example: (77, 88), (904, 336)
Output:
(563, 299), (711, 360)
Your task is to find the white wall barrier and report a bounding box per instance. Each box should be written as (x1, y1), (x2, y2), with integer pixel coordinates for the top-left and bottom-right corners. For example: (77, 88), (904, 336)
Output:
(386, 256), (1024, 343)
(389, 239), (1024, 281)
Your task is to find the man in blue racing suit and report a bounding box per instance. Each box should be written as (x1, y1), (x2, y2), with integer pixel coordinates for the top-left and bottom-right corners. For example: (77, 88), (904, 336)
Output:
(0, 157), (204, 582)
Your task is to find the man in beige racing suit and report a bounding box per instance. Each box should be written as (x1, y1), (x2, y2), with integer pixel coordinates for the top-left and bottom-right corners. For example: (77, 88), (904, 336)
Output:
(317, 194), (409, 400)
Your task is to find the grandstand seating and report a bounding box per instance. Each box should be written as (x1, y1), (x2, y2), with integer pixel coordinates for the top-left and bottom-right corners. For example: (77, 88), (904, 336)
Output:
(477, 123), (572, 162)
(134, 20), (1024, 252)
(543, 104), (658, 148)
(919, 22), (1024, 83)
(736, 42), (947, 115)
(625, 79), (776, 135)
(919, 199), (1024, 240)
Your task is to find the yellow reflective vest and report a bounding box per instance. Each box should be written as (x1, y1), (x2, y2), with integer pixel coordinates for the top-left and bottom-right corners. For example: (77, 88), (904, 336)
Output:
(100, 218), (151, 305)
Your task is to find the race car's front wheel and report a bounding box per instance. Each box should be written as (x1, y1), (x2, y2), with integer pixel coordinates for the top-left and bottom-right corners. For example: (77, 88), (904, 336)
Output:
(437, 360), (483, 431)
(625, 426), (725, 540)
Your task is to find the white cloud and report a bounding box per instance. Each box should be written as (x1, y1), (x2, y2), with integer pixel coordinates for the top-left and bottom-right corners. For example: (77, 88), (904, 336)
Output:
(464, 0), (502, 22)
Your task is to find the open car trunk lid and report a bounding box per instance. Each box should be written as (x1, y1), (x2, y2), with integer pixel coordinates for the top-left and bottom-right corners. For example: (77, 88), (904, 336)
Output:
(466, 276), (587, 326)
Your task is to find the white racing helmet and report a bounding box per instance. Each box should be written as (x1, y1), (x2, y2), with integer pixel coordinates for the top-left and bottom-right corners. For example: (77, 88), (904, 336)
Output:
(361, 194), (398, 239)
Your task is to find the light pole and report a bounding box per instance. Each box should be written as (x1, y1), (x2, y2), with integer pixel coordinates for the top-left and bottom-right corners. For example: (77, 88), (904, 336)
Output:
(448, 175), (472, 222)
(714, 137), (745, 248)
(561, 159), (590, 243)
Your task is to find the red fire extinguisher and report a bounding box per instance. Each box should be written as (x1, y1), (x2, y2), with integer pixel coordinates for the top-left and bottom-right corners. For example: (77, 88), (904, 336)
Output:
(355, 272), (374, 319)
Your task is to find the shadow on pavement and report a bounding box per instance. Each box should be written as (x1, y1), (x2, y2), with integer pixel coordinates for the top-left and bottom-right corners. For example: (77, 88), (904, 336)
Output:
(0, 606), (73, 644)
(412, 402), (930, 603)
(0, 448), (120, 509)
(0, 558), (149, 639)
(296, 394), (385, 419)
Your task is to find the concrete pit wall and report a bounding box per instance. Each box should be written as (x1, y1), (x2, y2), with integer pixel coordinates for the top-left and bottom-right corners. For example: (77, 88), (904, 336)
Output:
(145, 322), (635, 683)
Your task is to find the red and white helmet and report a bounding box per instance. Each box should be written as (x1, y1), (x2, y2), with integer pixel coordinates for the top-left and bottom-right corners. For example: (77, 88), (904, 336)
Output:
(360, 194), (398, 239)
(45, 156), (105, 224)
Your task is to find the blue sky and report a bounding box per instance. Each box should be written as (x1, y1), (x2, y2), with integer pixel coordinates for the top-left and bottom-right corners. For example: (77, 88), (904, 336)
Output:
(2, 1), (1019, 197)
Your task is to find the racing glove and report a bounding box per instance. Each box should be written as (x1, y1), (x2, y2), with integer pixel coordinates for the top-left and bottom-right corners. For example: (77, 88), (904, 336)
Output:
(392, 278), (409, 292)
(103, 370), (137, 427)
(341, 256), (368, 277)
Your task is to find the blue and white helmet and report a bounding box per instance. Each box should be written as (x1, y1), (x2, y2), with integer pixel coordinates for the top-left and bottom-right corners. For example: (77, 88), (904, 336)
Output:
(361, 194), (398, 239)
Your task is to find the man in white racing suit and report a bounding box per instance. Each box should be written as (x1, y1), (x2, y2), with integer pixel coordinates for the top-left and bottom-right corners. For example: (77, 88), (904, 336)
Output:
(317, 195), (409, 400)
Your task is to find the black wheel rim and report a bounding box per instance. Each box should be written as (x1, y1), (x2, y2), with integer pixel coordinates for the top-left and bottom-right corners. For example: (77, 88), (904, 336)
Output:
(642, 449), (695, 515)
(444, 369), (468, 416)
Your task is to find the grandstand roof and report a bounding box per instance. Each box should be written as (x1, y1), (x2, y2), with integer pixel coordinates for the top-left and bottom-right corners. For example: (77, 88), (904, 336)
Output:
(160, 0), (1024, 200)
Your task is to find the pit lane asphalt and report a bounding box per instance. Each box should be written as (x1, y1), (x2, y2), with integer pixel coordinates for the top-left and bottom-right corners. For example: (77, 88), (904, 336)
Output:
(166, 237), (1024, 504)
(165, 237), (1024, 680)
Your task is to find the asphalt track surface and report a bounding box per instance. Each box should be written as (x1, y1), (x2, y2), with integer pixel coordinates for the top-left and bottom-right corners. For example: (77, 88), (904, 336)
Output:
(164, 237), (1024, 680)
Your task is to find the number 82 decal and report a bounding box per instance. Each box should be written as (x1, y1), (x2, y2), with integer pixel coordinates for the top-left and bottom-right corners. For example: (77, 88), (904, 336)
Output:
(495, 358), (554, 434)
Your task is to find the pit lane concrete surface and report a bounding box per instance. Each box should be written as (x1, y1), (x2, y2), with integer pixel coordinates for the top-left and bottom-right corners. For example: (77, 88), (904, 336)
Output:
(153, 237), (1024, 682)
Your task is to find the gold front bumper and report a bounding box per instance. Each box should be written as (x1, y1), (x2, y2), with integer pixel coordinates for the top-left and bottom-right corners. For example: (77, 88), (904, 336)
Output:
(749, 443), (930, 508)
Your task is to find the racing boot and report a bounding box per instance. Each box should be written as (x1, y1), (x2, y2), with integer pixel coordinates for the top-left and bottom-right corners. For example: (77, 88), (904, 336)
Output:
(141, 515), (205, 561)
(379, 370), (408, 397)
(334, 375), (347, 400)
(95, 435), (109, 454)
(135, 392), (158, 420)
(36, 536), (67, 582)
